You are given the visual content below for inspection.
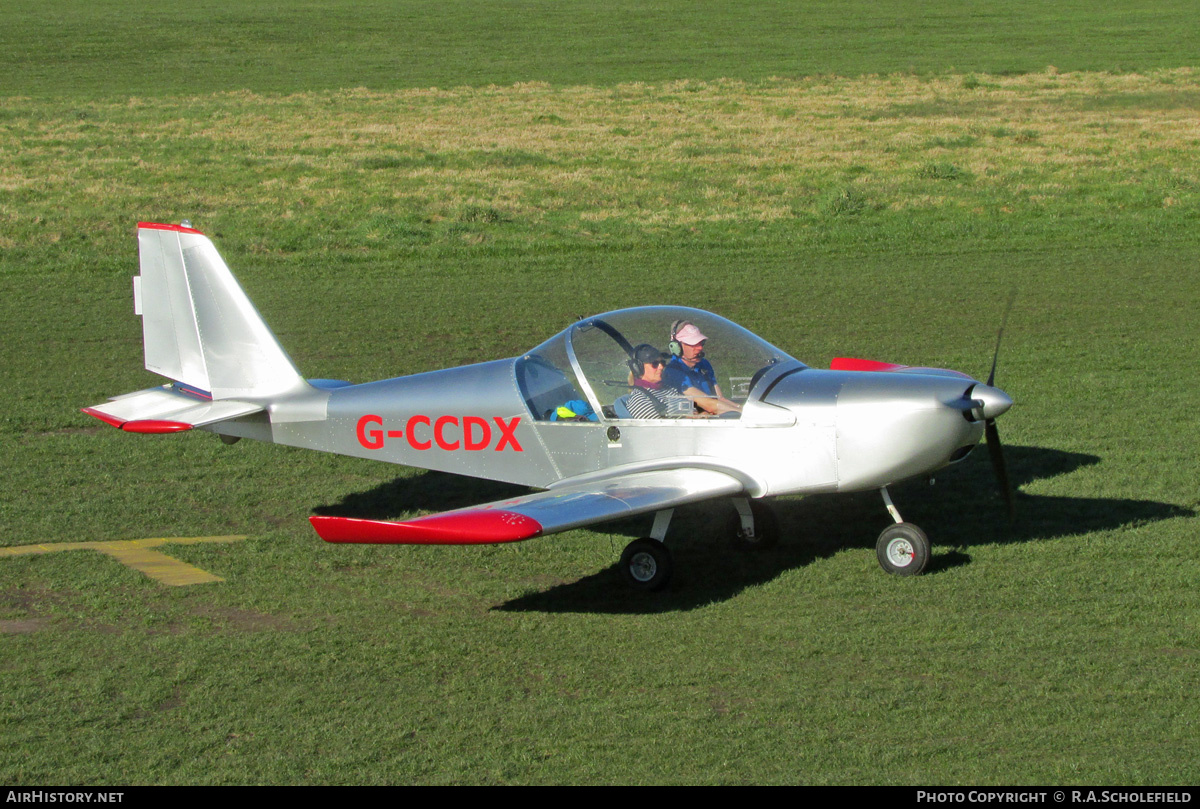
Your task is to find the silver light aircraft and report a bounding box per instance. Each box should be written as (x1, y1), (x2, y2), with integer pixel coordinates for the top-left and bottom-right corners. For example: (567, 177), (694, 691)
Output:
(84, 223), (1014, 590)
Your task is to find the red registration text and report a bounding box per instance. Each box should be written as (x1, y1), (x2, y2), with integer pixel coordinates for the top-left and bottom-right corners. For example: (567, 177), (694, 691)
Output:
(356, 415), (523, 452)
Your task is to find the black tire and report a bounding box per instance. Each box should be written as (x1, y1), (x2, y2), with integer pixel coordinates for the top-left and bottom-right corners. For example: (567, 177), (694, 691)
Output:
(875, 523), (931, 576)
(728, 499), (779, 551)
(620, 538), (673, 591)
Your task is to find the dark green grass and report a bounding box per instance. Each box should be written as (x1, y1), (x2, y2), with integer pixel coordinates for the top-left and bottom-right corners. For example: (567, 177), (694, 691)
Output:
(3, 0), (1199, 97)
(3, 238), (1198, 784)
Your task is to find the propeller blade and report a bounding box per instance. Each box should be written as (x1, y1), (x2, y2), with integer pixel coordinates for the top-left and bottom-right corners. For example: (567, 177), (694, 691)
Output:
(985, 418), (1014, 522)
(986, 289), (1017, 388)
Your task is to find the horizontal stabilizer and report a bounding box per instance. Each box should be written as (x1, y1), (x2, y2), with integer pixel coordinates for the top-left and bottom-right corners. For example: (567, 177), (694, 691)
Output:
(311, 468), (745, 545)
(82, 385), (262, 433)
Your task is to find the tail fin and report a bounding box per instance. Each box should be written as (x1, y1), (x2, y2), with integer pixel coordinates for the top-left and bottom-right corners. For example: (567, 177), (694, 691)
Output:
(134, 222), (305, 400)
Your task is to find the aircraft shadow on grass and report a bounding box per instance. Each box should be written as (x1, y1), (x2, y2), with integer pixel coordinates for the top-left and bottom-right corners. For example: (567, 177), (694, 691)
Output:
(313, 445), (1193, 614)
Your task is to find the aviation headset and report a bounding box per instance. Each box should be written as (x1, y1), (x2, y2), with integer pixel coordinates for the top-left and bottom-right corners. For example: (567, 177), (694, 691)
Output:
(628, 344), (666, 377)
(669, 320), (705, 358)
(668, 320), (690, 357)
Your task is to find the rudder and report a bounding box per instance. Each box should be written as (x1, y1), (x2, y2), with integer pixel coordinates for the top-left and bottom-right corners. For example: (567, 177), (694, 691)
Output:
(134, 223), (305, 400)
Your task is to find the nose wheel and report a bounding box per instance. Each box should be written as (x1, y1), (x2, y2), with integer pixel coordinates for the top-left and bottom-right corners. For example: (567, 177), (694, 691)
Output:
(876, 523), (930, 576)
(875, 486), (930, 576)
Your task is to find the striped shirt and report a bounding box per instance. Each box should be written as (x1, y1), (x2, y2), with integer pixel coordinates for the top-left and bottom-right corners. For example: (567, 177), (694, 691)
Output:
(626, 385), (694, 419)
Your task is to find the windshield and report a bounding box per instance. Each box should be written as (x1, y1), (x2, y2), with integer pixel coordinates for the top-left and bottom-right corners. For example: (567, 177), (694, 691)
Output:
(515, 306), (796, 420)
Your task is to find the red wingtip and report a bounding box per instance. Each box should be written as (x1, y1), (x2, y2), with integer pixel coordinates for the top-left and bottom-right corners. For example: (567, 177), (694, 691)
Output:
(310, 511), (543, 545)
(138, 221), (205, 235)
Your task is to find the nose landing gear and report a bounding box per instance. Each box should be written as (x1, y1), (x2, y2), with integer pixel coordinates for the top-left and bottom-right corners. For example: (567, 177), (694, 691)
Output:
(875, 487), (930, 576)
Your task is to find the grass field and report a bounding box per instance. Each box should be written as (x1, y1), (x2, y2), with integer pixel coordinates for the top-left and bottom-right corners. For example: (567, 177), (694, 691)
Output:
(2, 1), (1198, 786)
(4, 0), (1199, 97)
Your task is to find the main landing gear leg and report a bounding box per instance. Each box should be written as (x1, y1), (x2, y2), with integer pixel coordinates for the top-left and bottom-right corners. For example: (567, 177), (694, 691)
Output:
(620, 509), (674, 591)
(875, 486), (930, 576)
(728, 497), (780, 550)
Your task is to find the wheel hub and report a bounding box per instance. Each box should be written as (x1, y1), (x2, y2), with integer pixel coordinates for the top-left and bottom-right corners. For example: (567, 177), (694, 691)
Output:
(629, 551), (657, 582)
(886, 538), (914, 567)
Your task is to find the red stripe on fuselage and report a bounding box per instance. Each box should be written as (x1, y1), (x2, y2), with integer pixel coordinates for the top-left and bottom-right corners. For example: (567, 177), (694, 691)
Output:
(830, 357), (909, 372)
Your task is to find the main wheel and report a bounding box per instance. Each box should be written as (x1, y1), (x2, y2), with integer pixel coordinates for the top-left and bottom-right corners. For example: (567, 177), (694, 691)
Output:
(620, 538), (673, 591)
(727, 499), (779, 551)
(876, 523), (930, 576)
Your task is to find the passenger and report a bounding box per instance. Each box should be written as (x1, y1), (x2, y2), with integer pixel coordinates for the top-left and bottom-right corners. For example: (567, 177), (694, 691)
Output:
(663, 321), (742, 416)
(626, 344), (705, 419)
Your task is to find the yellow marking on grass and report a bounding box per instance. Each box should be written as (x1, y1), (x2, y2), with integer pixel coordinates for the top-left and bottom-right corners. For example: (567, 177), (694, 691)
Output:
(0, 536), (247, 586)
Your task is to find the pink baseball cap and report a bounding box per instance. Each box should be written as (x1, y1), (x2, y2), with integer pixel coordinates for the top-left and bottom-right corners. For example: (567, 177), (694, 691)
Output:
(674, 323), (707, 345)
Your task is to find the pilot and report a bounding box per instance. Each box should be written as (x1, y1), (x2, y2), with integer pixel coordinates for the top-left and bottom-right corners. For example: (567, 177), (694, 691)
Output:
(626, 344), (704, 419)
(663, 321), (742, 416)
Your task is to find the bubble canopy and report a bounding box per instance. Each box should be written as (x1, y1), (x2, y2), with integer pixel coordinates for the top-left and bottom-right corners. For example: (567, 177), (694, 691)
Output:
(515, 306), (800, 421)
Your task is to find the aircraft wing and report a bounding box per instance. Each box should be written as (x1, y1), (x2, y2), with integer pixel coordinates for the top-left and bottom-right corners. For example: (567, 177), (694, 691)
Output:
(310, 468), (745, 545)
(82, 385), (263, 433)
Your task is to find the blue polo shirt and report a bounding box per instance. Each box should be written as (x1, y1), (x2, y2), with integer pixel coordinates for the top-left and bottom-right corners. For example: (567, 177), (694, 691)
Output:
(663, 356), (717, 396)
